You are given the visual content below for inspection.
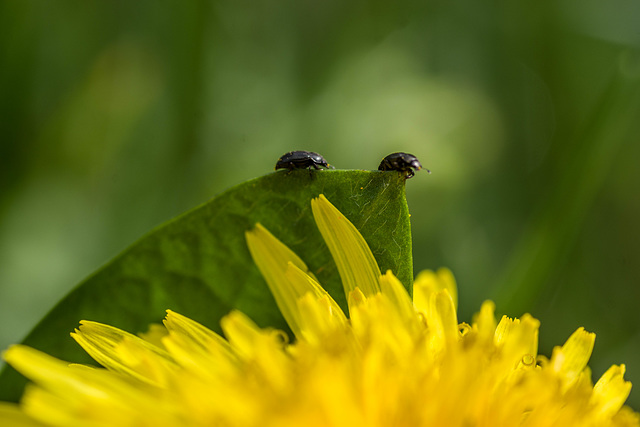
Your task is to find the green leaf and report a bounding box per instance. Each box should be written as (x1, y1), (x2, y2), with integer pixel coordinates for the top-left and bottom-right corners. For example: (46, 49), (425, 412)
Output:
(0, 170), (412, 401)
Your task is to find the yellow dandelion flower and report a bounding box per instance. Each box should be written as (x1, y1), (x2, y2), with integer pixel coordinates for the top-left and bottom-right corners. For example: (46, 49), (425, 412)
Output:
(2, 194), (639, 426)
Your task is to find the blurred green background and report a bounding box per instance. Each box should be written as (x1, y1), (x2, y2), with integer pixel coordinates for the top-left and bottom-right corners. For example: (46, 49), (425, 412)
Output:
(1, 0), (639, 408)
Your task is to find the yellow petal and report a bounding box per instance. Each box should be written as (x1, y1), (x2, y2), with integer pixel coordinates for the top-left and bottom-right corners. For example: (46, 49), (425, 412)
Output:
(426, 289), (459, 351)
(348, 287), (367, 311)
(296, 293), (348, 344)
(137, 324), (168, 349)
(311, 194), (381, 298)
(612, 406), (640, 426)
(71, 321), (175, 385)
(146, 313), (236, 378)
(246, 222), (309, 275)
(494, 314), (539, 365)
(0, 402), (44, 427)
(3, 345), (133, 401)
(219, 310), (265, 360)
(284, 262), (346, 322)
(591, 364), (633, 418)
(379, 270), (415, 324)
(219, 310), (291, 391)
(246, 223), (317, 338)
(414, 267), (458, 311)
(5, 347), (179, 426)
(473, 300), (497, 345)
(550, 327), (595, 390)
(3, 345), (72, 389)
(163, 309), (232, 354)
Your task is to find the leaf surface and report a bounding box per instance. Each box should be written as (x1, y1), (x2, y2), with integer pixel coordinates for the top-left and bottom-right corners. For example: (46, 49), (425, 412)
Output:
(0, 170), (413, 401)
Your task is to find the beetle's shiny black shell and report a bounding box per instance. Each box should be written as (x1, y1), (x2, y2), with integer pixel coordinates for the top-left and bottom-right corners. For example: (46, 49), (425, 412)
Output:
(275, 151), (330, 171)
(378, 152), (423, 179)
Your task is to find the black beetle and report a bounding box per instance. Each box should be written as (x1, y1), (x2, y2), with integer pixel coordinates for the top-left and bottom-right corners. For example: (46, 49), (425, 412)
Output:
(275, 151), (333, 172)
(378, 152), (428, 179)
